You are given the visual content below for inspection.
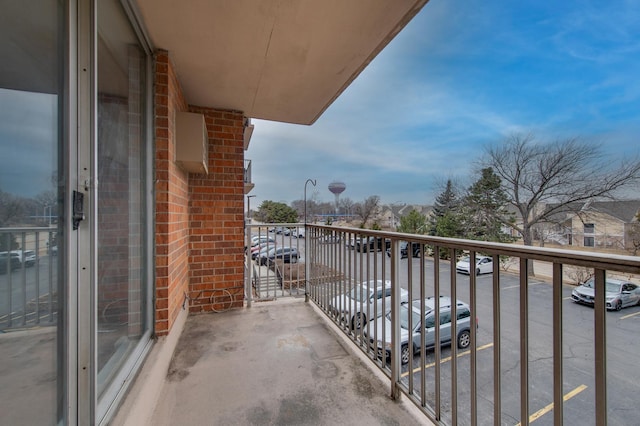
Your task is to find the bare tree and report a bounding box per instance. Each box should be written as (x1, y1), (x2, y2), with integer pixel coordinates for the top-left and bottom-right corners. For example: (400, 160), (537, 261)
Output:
(629, 213), (640, 255)
(483, 133), (640, 250)
(0, 189), (26, 227)
(354, 195), (380, 228)
(339, 197), (355, 220)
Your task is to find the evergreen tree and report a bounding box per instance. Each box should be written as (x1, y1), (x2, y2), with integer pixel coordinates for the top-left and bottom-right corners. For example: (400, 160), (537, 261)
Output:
(254, 200), (299, 223)
(462, 167), (515, 243)
(429, 180), (460, 236)
(397, 209), (427, 234)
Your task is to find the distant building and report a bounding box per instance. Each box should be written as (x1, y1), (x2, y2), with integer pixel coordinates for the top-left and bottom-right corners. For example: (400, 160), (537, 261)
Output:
(537, 200), (640, 250)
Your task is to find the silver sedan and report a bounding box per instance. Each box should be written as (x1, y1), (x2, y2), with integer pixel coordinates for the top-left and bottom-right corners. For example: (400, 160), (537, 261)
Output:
(571, 278), (640, 311)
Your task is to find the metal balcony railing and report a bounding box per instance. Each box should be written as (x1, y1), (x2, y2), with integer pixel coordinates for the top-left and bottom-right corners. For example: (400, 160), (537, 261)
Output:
(0, 227), (58, 330)
(244, 159), (252, 184)
(246, 223), (640, 425)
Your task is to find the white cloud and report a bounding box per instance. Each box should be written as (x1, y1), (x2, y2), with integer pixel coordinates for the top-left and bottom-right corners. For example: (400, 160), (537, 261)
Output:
(246, 1), (640, 207)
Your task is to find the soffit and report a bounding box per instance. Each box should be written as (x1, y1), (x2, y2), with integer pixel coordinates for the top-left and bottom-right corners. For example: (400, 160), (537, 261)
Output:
(135, 0), (428, 125)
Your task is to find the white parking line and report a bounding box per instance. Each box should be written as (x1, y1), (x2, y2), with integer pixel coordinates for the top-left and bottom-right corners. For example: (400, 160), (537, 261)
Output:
(502, 282), (545, 290)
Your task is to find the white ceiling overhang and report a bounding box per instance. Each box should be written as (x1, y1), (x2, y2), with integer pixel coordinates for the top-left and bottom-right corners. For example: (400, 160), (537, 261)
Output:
(134, 0), (428, 125)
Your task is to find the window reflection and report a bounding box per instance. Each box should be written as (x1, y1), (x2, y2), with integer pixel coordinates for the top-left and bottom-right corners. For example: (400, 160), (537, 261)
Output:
(96, 0), (148, 407)
(0, 0), (63, 423)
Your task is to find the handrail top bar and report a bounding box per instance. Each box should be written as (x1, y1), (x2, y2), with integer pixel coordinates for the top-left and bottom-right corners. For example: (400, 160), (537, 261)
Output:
(0, 226), (58, 232)
(306, 223), (640, 274)
(246, 222), (640, 273)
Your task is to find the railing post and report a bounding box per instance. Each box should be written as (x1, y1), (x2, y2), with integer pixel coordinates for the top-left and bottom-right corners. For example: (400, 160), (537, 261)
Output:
(553, 263), (564, 425)
(304, 223), (309, 303)
(245, 222), (252, 308)
(594, 268), (607, 426)
(390, 239), (401, 400)
(520, 258), (529, 426)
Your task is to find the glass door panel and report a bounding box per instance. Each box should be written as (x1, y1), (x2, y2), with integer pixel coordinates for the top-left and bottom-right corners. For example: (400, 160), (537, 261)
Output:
(96, 0), (148, 407)
(0, 1), (64, 424)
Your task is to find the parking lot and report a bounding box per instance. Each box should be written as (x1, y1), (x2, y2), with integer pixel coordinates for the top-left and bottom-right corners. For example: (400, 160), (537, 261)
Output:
(318, 246), (640, 425)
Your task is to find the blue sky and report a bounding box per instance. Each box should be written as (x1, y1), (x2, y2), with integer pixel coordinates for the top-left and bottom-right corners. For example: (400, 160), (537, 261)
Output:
(247, 0), (640, 208)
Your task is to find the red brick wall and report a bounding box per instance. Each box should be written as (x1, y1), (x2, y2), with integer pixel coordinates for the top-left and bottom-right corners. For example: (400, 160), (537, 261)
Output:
(154, 50), (190, 336)
(187, 107), (245, 313)
(154, 50), (246, 335)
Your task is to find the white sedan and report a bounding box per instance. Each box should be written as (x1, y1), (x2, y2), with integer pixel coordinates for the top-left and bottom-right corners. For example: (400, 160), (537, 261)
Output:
(456, 255), (493, 275)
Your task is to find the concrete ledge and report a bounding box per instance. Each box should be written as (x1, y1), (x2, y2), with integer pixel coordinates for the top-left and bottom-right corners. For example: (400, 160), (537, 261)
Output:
(307, 300), (435, 425)
(111, 306), (189, 426)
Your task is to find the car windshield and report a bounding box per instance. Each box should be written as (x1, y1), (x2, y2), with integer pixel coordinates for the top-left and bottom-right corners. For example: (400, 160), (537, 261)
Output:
(606, 283), (622, 293)
(388, 305), (422, 330)
(348, 286), (373, 302)
(582, 279), (623, 293)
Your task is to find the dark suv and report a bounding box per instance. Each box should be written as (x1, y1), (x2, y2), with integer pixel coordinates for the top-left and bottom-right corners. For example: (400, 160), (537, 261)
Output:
(259, 247), (298, 265)
(0, 252), (22, 274)
(386, 241), (423, 259)
(355, 236), (389, 252)
(372, 296), (476, 364)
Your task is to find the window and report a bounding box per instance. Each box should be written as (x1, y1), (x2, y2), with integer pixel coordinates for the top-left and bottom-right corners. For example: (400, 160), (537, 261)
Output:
(424, 315), (436, 329)
(584, 223), (595, 234)
(584, 236), (595, 247)
(457, 309), (471, 320)
(439, 312), (451, 325)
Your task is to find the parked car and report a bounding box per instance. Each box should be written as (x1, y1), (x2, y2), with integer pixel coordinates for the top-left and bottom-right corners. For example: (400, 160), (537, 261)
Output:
(329, 280), (409, 330)
(258, 247), (298, 265)
(248, 236), (275, 249)
(355, 236), (388, 252)
(250, 235), (270, 245)
(571, 278), (640, 311)
(385, 241), (423, 259)
(22, 250), (36, 267)
(252, 243), (276, 260)
(0, 252), (22, 274)
(370, 296), (476, 365)
(456, 255), (493, 275)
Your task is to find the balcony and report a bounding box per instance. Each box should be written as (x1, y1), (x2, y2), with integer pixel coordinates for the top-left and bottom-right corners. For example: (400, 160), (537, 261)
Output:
(238, 224), (640, 425)
(8, 224), (636, 424)
(244, 159), (254, 194)
(0, 227), (58, 331)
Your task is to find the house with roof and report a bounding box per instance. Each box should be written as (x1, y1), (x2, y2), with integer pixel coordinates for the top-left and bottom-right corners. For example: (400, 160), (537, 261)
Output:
(563, 200), (640, 250)
(378, 203), (433, 230)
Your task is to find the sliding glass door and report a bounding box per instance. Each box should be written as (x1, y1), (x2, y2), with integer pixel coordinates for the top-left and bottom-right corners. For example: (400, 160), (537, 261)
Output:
(0, 1), (65, 424)
(95, 0), (153, 422)
(1, 1), (153, 423)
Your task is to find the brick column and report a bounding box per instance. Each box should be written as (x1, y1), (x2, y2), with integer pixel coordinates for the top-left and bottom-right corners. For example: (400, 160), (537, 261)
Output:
(187, 107), (245, 313)
(154, 50), (190, 336)
(154, 50), (246, 335)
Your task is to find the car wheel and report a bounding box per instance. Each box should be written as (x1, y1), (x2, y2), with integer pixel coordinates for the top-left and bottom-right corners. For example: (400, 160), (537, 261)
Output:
(457, 330), (471, 349)
(615, 300), (622, 311)
(290, 256), (298, 264)
(476, 268), (481, 276)
(400, 344), (410, 365)
(351, 313), (366, 330)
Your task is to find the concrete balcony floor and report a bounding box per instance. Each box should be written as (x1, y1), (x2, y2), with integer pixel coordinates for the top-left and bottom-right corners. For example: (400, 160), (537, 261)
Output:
(144, 298), (429, 425)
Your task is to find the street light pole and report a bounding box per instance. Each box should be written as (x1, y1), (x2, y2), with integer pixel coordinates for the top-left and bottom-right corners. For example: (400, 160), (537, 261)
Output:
(245, 195), (256, 308)
(246, 195), (256, 223)
(304, 179), (316, 302)
(304, 179), (316, 224)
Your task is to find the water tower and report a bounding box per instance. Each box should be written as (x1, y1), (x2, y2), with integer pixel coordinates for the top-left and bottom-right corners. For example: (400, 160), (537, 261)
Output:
(328, 181), (346, 216)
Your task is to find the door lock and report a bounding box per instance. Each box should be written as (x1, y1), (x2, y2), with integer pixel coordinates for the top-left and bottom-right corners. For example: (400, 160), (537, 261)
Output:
(73, 190), (85, 230)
